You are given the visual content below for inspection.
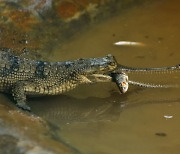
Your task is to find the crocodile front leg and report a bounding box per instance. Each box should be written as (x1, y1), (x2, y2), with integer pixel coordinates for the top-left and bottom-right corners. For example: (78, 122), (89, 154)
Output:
(12, 81), (32, 111)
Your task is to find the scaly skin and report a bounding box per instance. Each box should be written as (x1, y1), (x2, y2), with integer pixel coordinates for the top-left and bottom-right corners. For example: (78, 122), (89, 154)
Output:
(0, 49), (118, 110)
(0, 48), (179, 111)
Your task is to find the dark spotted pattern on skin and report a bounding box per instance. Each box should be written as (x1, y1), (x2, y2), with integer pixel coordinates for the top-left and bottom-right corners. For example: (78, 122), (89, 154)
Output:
(35, 61), (46, 79)
(0, 48), (179, 111)
(0, 49), (118, 111)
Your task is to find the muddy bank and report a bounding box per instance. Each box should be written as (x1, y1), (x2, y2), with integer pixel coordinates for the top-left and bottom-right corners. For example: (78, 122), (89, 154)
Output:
(0, 94), (80, 154)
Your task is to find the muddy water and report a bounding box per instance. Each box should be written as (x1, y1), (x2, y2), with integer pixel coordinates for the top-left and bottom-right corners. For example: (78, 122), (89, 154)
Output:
(30, 0), (180, 154)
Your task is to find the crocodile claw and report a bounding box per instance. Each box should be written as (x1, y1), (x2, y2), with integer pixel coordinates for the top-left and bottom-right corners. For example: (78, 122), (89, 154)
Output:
(16, 102), (31, 112)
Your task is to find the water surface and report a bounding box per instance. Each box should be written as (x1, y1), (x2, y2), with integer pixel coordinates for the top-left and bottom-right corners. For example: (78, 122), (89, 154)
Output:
(31, 0), (180, 153)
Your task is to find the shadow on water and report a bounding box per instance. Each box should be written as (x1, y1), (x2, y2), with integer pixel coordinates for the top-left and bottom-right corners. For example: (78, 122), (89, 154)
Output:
(29, 92), (127, 125)
(29, 87), (180, 126)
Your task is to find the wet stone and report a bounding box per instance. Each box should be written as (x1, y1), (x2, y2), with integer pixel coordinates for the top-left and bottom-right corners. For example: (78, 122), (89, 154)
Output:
(0, 134), (21, 154)
(0, 0), (142, 54)
(55, 1), (81, 20)
(0, 96), (80, 154)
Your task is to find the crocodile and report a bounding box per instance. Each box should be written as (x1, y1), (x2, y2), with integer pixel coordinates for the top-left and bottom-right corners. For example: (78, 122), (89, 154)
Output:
(0, 48), (179, 111)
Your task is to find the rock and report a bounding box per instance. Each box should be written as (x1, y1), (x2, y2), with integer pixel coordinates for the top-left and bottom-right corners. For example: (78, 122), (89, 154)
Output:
(0, 94), (80, 154)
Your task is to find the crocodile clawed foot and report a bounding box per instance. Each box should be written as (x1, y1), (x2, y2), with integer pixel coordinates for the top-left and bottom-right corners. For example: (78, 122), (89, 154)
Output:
(16, 101), (31, 112)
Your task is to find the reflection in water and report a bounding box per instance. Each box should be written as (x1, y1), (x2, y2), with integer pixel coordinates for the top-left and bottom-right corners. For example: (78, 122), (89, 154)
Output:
(30, 88), (180, 126)
(30, 92), (126, 125)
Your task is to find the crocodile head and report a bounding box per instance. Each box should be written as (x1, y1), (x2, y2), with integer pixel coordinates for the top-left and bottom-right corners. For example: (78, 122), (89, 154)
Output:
(87, 54), (117, 74)
(78, 54), (118, 83)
